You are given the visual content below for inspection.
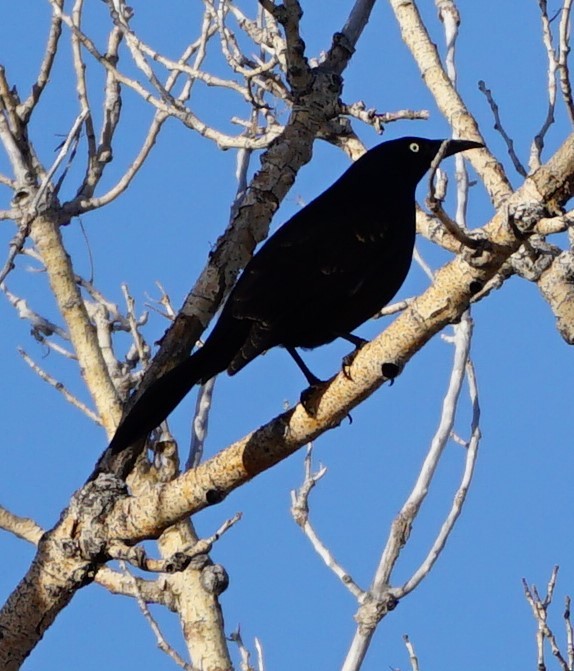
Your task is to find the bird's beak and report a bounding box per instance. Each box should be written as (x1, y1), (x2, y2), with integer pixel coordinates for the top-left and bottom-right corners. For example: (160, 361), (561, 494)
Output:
(443, 139), (484, 157)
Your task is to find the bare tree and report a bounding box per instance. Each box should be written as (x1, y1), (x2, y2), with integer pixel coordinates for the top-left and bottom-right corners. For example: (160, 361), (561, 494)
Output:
(1, 1), (573, 669)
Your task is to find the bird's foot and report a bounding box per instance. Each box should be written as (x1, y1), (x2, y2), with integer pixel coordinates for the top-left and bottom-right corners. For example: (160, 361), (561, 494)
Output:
(342, 337), (368, 380)
(300, 380), (329, 417)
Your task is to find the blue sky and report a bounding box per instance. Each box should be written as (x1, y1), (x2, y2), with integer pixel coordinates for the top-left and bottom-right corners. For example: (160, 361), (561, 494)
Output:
(1, 1), (574, 670)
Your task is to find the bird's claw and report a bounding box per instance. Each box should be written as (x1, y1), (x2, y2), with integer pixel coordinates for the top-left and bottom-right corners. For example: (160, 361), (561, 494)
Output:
(300, 380), (329, 417)
(300, 382), (353, 424)
(342, 338), (368, 380)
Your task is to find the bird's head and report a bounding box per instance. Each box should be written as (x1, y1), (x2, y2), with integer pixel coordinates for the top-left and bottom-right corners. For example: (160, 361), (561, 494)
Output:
(362, 136), (483, 189)
(383, 136), (483, 184)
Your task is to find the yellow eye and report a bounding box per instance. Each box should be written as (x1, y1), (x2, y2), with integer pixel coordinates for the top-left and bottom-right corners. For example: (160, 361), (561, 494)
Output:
(409, 142), (420, 153)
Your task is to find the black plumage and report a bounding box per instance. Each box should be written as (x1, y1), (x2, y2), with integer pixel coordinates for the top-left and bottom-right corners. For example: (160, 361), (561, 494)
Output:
(107, 136), (482, 455)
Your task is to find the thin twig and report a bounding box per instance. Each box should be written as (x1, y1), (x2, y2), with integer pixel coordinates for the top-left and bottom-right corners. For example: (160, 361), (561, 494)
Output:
(403, 634), (420, 671)
(18, 348), (102, 424)
(398, 341), (480, 597)
(47, 1), (282, 150)
(0, 223), (32, 285)
(378, 313), (474, 593)
(565, 595), (574, 670)
(229, 626), (257, 671)
(122, 284), (149, 370)
(186, 377), (215, 469)
(340, 101), (429, 133)
(427, 141), (482, 249)
(523, 567), (570, 671)
(531, 0), (559, 170)
(121, 562), (196, 670)
(19, 0), (64, 122)
(0, 66), (32, 183)
(2, 282), (69, 341)
(70, 0), (96, 161)
(0, 506), (44, 544)
(254, 637), (265, 671)
(291, 446), (364, 600)
(374, 297), (413, 318)
(32, 108), (88, 211)
(413, 246), (434, 282)
(558, 0), (574, 123)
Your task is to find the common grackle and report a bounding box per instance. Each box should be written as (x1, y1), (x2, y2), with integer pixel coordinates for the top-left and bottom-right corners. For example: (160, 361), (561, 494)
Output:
(107, 136), (482, 455)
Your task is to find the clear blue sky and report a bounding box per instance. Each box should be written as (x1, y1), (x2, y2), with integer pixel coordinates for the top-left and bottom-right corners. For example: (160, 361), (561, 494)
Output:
(1, 1), (573, 670)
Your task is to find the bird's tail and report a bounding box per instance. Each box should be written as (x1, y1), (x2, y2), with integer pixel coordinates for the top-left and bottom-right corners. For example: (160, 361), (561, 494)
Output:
(107, 335), (228, 455)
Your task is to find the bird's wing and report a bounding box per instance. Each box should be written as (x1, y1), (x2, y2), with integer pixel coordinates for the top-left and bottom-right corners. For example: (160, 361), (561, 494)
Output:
(230, 196), (390, 325)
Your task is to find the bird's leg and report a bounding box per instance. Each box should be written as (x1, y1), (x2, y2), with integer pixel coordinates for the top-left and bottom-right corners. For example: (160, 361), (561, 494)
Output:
(338, 333), (368, 379)
(286, 347), (328, 417)
(286, 346), (323, 386)
(339, 333), (368, 348)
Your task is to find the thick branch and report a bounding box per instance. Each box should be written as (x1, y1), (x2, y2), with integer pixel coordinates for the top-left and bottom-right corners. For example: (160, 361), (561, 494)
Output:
(28, 213), (123, 433)
(389, 0), (512, 207)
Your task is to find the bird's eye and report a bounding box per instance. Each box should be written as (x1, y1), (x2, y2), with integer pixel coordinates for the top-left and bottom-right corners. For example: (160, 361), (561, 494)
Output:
(409, 142), (420, 153)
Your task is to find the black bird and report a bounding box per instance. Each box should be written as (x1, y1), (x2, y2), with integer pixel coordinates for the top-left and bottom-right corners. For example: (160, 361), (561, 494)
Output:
(107, 136), (482, 455)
